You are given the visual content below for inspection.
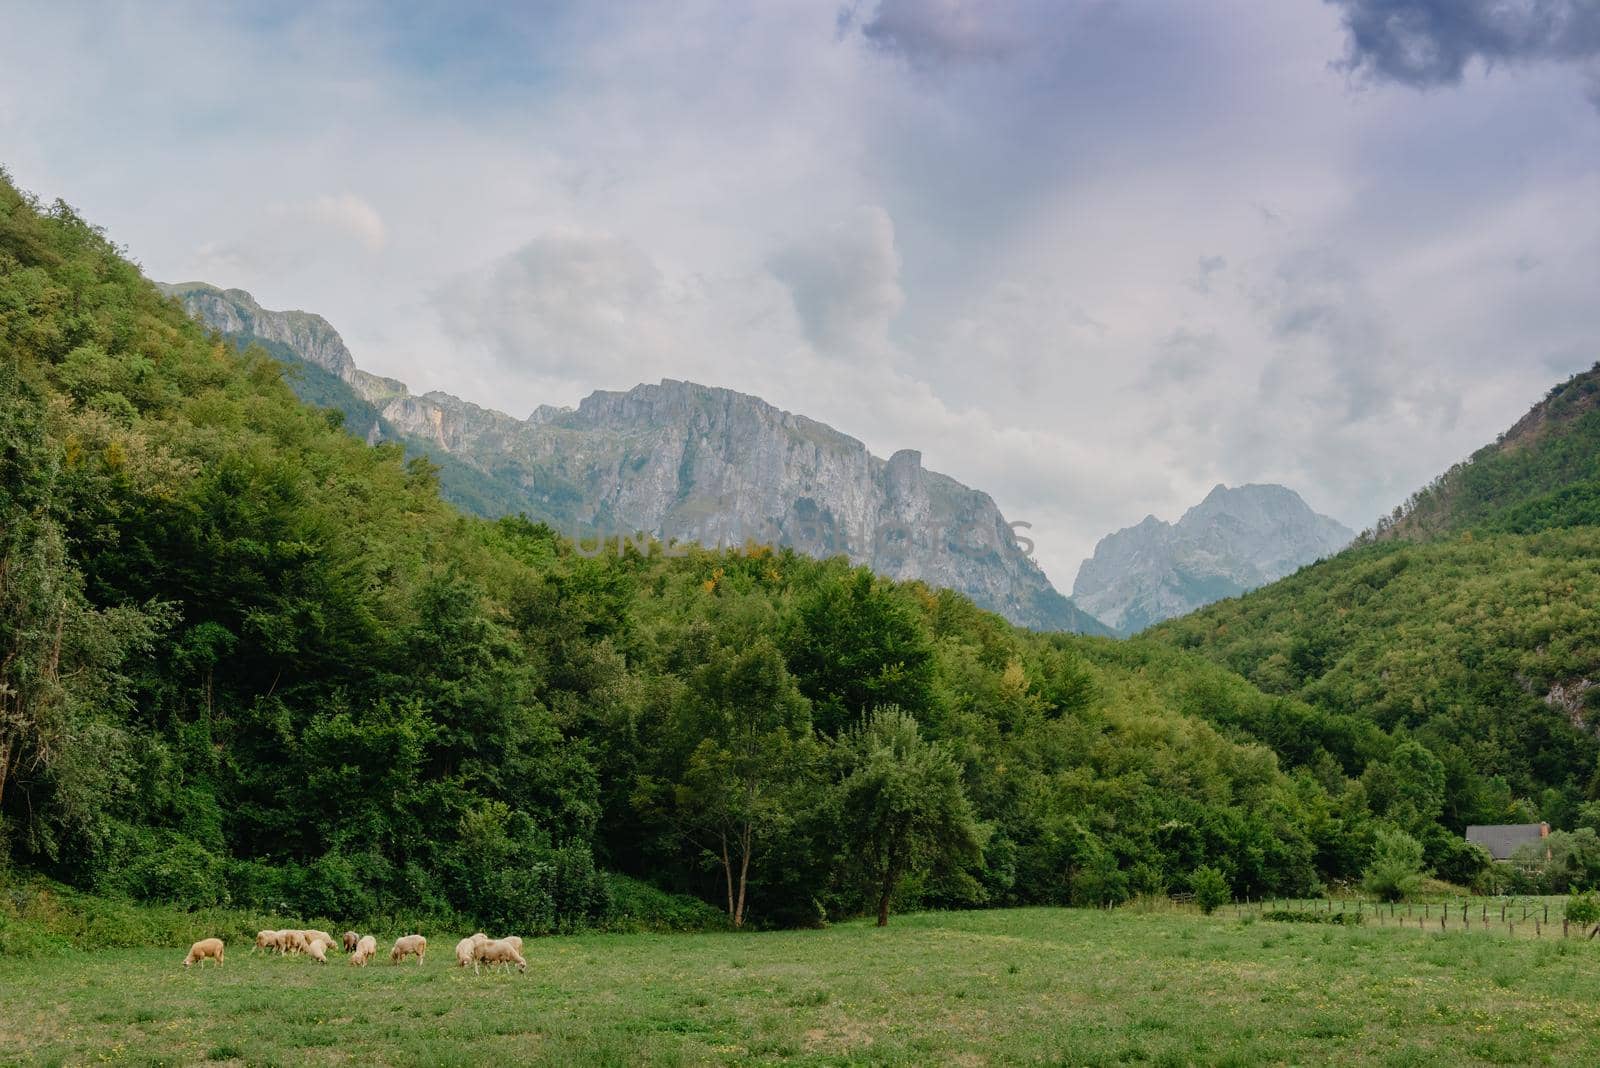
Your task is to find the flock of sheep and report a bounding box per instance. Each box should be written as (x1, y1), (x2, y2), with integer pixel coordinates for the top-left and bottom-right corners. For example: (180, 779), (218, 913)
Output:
(180, 929), (528, 974)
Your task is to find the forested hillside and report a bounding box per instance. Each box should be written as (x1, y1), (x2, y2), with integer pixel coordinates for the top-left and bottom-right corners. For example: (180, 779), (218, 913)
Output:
(2, 172), (1450, 928)
(1370, 364), (1600, 542)
(1152, 364), (1600, 858)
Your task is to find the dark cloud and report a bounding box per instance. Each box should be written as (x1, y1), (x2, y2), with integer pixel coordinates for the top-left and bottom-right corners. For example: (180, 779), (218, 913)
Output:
(436, 233), (664, 380)
(1190, 255), (1227, 295)
(769, 206), (904, 354)
(1143, 328), (1220, 389)
(853, 0), (1017, 68)
(1329, 0), (1600, 107)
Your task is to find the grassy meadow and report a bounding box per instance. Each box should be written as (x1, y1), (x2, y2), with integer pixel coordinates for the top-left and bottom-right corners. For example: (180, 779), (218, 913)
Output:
(4, 907), (1600, 1066)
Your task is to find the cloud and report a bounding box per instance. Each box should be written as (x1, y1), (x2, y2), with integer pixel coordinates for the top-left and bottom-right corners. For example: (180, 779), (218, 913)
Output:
(302, 193), (386, 251)
(1190, 255), (1227, 295)
(7, 0), (1600, 588)
(853, 0), (1017, 68)
(1143, 329), (1220, 389)
(1329, 0), (1600, 108)
(189, 192), (387, 281)
(436, 232), (668, 382)
(768, 205), (905, 355)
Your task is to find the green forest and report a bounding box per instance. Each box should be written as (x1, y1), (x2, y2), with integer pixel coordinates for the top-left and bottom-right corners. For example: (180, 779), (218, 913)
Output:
(1150, 364), (1600, 890)
(4, 170), (1599, 938)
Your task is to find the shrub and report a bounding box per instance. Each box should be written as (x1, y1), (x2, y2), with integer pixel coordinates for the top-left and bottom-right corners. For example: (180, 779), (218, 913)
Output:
(1424, 830), (1491, 888)
(100, 831), (229, 909)
(1362, 827), (1428, 902)
(1263, 909), (1363, 926)
(1510, 829), (1600, 894)
(1190, 865), (1230, 915)
(1566, 889), (1600, 926)
(603, 875), (727, 933)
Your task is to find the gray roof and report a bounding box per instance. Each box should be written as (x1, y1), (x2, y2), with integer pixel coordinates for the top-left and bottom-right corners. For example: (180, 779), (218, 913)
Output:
(1465, 824), (1546, 861)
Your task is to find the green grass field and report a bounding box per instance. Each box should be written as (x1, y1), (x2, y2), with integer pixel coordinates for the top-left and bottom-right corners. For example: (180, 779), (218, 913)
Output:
(3, 907), (1598, 1066)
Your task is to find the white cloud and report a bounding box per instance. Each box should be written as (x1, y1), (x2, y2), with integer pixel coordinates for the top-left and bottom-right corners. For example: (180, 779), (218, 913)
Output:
(302, 193), (386, 250)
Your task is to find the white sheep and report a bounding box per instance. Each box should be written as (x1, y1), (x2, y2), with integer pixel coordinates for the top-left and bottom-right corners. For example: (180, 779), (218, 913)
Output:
(304, 933), (336, 962)
(454, 933), (489, 968)
(390, 934), (427, 965)
(253, 930), (281, 954)
(342, 931), (360, 953)
(183, 938), (225, 968)
(471, 937), (526, 975)
(348, 935), (378, 966)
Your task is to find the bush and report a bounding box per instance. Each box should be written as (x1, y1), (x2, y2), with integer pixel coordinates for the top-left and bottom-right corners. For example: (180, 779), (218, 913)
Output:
(99, 831), (229, 909)
(603, 875), (728, 932)
(1424, 830), (1491, 887)
(1510, 829), (1600, 894)
(1566, 889), (1600, 926)
(1263, 909), (1363, 926)
(1362, 827), (1428, 902)
(1190, 865), (1230, 915)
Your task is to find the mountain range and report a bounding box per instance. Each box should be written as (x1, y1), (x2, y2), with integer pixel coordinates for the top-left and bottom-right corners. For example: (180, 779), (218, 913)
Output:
(160, 283), (1109, 634)
(1071, 484), (1354, 635)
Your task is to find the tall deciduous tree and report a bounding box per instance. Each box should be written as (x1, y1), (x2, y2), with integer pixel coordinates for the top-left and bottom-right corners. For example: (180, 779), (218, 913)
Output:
(650, 632), (813, 927)
(835, 706), (985, 926)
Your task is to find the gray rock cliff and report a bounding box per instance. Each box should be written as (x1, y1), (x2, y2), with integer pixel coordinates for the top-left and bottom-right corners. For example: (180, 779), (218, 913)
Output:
(1072, 483), (1353, 634)
(162, 282), (1109, 634)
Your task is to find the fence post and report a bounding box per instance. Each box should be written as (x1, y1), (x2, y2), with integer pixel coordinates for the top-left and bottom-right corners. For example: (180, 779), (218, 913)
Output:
(1501, 903), (1506, 922)
(1536, 920), (1541, 937)
(1564, 918), (1569, 938)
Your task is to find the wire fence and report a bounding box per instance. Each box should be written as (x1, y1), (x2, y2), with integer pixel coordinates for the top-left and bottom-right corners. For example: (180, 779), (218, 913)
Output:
(1231, 895), (1595, 940)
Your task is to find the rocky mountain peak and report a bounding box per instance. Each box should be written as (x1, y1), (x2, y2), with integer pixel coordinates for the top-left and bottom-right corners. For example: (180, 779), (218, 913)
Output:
(165, 283), (1110, 635)
(1072, 483), (1353, 634)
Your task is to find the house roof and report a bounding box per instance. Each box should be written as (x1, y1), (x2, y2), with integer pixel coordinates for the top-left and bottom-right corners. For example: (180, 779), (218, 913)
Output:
(1465, 824), (1547, 861)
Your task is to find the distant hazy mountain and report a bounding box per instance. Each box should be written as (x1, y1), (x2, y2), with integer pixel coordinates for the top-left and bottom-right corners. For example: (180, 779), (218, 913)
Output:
(1071, 484), (1353, 634)
(161, 282), (1110, 635)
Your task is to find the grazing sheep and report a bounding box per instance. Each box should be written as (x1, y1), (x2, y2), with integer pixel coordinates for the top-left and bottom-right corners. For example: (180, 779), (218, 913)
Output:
(471, 938), (526, 975)
(281, 930), (310, 956)
(342, 931), (360, 953)
(253, 930), (281, 954)
(183, 938), (225, 968)
(501, 935), (523, 954)
(454, 936), (481, 968)
(306, 929), (335, 949)
(348, 935), (378, 966)
(390, 934), (427, 965)
(305, 933), (336, 961)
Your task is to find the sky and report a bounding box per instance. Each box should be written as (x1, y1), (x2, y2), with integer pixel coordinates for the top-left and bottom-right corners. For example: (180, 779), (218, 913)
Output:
(4, 0), (1599, 591)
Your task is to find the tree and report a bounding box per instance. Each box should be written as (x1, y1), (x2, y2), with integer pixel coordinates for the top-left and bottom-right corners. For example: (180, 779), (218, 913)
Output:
(785, 568), (936, 735)
(649, 635), (813, 927)
(834, 707), (984, 926)
(1362, 826), (1428, 902)
(1190, 865), (1230, 915)
(0, 368), (166, 854)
